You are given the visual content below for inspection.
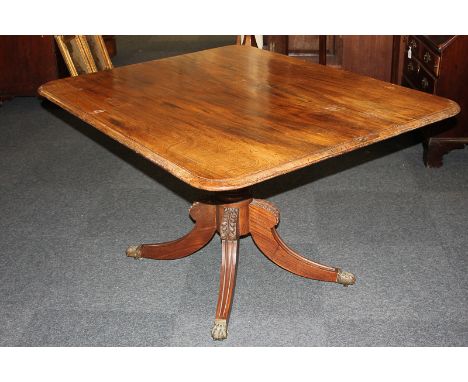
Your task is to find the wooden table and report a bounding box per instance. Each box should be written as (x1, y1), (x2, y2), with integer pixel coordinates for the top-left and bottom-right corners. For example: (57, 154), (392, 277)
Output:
(39, 45), (459, 340)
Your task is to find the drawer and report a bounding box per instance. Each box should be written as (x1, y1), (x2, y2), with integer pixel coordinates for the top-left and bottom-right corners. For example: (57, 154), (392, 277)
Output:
(406, 36), (441, 77)
(418, 44), (441, 77)
(403, 56), (419, 86)
(402, 56), (437, 94)
(406, 37), (419, 59)
(417, 69), (436, 93)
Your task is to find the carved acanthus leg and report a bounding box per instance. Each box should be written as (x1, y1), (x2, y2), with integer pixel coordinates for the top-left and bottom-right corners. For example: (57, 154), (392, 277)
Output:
(249, 199), (355, 286)
(211, 207), (240, 340)
(126, 202), (217, 260)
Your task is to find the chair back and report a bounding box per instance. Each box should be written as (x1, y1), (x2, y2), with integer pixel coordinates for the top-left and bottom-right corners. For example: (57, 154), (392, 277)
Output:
(236, 35), (263, 48)
(55, 35), (113, 77)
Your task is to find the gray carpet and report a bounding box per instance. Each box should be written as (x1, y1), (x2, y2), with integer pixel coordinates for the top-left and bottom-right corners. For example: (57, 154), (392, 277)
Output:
(1, 36), (467, 346)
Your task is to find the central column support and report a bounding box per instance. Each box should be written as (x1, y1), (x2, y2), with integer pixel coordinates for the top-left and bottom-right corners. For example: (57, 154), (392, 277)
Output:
(126, 190), (355, 340)
(211, 194), (252, 340)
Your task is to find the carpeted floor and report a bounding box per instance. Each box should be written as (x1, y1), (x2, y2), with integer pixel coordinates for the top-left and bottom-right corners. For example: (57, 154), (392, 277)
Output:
(0, 36), (467, 346)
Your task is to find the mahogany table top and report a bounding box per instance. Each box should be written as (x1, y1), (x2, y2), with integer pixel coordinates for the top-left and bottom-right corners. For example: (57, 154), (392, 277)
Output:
(39, 45), (459, 191)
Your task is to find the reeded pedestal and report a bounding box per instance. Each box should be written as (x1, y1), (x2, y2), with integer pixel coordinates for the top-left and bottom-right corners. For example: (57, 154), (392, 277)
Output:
(126, 191), (355, 340)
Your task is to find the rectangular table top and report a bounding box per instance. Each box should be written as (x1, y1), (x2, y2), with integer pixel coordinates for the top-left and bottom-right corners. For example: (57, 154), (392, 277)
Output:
(39, 45), (459, 191)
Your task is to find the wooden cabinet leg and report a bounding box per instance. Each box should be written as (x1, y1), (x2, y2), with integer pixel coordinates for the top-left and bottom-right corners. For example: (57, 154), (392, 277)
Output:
(249, 199), (355, 286)
(211, 207), (240, 340)
(424, 138), (467, 168)
(126, 202), (217, 260)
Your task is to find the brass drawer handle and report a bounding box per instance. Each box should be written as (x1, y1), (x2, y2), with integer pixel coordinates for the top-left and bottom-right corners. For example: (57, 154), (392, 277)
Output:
(421, 77), (429, 89)
(409, 39), (417, 49)
(424, 52), (431, 63)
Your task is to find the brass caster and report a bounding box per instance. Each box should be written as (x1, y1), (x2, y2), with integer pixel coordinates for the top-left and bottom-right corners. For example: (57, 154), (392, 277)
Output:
(126, 245), (142, 260)
(336, 269), (356, 287)
(211, 319), (228, 340)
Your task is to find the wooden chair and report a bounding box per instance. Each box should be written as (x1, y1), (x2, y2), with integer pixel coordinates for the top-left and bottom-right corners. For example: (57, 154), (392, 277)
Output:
(236, 35), (263, 49)
(55, 35), (113, 77)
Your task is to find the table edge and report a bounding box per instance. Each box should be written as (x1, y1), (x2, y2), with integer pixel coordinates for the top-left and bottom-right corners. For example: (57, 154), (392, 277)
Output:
(38, 80), (460, 192)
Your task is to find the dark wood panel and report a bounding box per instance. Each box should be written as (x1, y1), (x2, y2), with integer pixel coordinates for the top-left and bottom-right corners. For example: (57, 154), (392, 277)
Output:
(287, 35), (340, 66)
(436, 37), (468, 137)
(0, 35), (115, 99)
(288, 35), (336, 54)
(391, 36), (406, 84)
(342, 35), (394, 82)
(0, 36), (60, 97)
(265, 35), (396, 75)
(264, 35), (288, 54)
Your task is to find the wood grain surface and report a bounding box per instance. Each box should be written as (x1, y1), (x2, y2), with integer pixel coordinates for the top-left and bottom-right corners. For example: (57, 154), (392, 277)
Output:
(128, 202), (217, 260)
(39, 45), (460, 191)
(249, 199), (338, 282)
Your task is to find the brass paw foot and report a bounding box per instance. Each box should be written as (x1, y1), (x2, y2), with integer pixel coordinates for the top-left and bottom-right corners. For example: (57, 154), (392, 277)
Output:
(336, 269), (356, 286)
(211, 319), (228, 340)
(126, 245), (142, 259)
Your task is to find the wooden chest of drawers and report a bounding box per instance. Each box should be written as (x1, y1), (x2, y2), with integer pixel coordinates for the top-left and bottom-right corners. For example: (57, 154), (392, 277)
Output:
(401, 35), (468, 167)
